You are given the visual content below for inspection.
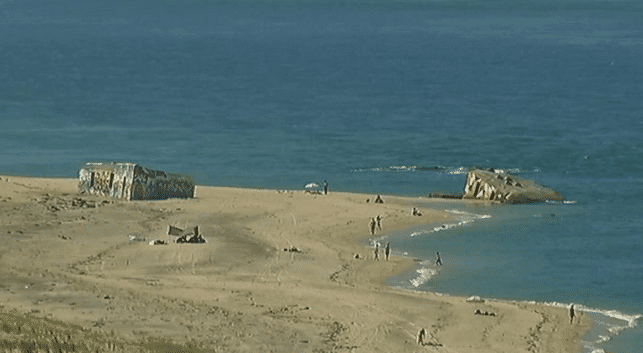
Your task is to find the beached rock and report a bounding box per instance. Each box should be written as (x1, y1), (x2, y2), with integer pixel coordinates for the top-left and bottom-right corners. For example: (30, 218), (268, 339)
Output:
(466, 296), (485, 303)
(463, 169), (562, 203)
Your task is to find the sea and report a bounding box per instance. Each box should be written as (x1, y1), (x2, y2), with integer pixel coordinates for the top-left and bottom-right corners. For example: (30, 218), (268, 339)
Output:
(1, 0), (641, 351)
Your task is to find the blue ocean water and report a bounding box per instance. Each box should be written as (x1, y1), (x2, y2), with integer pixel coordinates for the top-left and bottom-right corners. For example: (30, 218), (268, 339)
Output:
(1, 0), (642, 351)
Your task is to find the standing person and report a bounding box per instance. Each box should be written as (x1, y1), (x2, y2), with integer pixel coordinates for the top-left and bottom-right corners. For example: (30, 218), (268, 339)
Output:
(569, 304), (575, 324)
(323, 180), (328, 195)
(385, 242), (390, 261)
(376, 215), (382, 231)
(369, 218), (377, 235)
(417, 328), (426, 345)
(373, 243), (380, 260)
(435, 251), (442, 266)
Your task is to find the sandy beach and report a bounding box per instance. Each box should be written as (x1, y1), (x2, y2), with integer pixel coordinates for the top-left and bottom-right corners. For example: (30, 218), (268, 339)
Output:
(0, 175), (588, 352)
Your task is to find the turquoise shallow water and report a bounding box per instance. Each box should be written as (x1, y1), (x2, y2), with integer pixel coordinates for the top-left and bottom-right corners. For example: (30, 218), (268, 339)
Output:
(2, 1), (642, 351)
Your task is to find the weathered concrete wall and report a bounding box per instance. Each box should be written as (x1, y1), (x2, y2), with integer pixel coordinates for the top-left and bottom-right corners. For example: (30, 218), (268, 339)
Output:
(79, 163), (194, 201)
(130, 165), (195, 200)
(78, 163), (135, 200)
(463, 169), (563, 203)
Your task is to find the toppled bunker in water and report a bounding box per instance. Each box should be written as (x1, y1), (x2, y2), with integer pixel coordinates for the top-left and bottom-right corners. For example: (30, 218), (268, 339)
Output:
(78, 163), (195, 200)
(463, 169), (562, 203)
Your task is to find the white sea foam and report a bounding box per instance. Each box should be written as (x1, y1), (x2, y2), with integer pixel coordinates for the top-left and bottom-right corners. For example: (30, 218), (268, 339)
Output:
(446, 209), (492, 218)
(541, 303), (637, 327)
(532, 301), (642, 352)
(409, 209), (491, 237)
(410, 230), (430, 237)
(351, 165), (471, 174)
(389, 165), (413, 171)
(456, 298), (641, 353)
(544, 199), (579, 205)
(351, 165), (532, 176)
(396, 272), (641, 353)
(350, 167), (382, 172)
(580, 307), (642, 329)
(445, 166), (468, 174)
(409, 266), (437, 288)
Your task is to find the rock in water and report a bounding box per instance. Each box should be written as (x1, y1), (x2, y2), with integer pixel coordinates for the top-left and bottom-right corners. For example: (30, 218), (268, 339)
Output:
(462, 169), (563, 203)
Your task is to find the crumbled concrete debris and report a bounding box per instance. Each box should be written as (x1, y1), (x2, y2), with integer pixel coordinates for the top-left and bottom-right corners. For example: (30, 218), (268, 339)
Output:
(167, 225), (183, 236)
(36, 194), (114, 211)
(128, 235), (146, 242)
(168, 225), (206, 244)
(283, 246), (302, 253)
(474, 309), (496, 316)
(175, 232), (206, 244)
(167, 225), (198, 236)
(149, 239), (169, 245)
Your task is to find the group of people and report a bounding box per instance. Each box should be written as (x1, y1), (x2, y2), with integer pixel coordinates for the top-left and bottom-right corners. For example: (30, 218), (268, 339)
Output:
(366, 204), (444, 266)
(372, 242), (442, 266)
(369, 214), (388, 260)
(369, 215), (383, 235)
(368, 212), (443, 266)
(373, 242), (391, 261)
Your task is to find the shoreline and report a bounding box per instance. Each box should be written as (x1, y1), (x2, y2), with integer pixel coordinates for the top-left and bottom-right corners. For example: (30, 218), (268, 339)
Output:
(0, 175), (589, 352)
(380, 203), (642, 353)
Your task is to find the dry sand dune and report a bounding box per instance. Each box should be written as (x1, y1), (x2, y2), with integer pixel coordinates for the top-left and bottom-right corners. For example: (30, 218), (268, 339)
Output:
(0, 176), (587, 352)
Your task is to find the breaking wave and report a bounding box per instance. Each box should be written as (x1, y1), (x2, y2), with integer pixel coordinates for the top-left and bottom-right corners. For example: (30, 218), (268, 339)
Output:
(352, 165), (538, 175)
(409, 263), (438, 288)
(505, 300), (642, 353)
(410, 209), (491, 237)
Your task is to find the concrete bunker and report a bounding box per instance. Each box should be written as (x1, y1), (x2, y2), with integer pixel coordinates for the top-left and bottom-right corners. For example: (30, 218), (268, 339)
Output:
(78, 162), (195, 201)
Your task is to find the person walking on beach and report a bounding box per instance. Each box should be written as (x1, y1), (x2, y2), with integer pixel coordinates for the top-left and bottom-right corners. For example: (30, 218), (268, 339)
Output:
(384, 242), (390, 261)
(323, 180), (328, 195)
(376, 215), (382, 231)
(435, 251), (442, 266)
(569, 304), (575, 324)
(374, 243), (380, 261)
